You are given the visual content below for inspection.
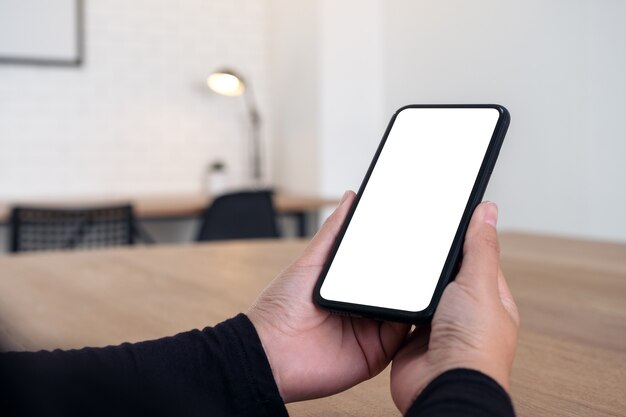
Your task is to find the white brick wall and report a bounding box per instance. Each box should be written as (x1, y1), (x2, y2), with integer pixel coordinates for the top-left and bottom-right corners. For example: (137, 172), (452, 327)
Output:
(0, 0), (271, 199)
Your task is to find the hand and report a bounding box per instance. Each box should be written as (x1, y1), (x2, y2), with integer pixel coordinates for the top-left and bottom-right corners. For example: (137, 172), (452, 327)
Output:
(248, 191), (409, 403)
(390, 202), (520, 415)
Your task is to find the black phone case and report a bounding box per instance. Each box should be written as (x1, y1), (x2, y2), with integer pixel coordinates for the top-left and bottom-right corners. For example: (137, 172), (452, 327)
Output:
(313, 104), (510, 324)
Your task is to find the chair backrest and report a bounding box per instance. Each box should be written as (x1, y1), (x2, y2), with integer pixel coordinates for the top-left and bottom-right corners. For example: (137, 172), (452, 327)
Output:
(10, 204), (136, 253)
(196, 190), (279, 241)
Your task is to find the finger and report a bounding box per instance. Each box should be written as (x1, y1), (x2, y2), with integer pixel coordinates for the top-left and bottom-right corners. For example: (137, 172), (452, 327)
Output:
(497, 268), (520, 327)
(409, 324), (431, 354)
(380, 321), (411, 361)
(395, 324), (431, 360)
(298, 190), (356, 265)
(351, 318), (409, 375)
(455, 202), (500, 297)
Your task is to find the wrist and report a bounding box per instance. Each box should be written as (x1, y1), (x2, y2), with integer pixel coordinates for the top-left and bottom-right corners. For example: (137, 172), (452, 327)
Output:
(247, 312), (290, 402)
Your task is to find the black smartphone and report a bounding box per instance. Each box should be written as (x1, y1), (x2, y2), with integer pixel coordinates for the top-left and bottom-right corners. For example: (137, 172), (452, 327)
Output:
(313, 104), (510, 323)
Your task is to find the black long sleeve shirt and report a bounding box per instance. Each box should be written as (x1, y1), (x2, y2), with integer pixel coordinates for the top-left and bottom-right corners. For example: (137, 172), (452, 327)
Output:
(0, 314), (515, 416)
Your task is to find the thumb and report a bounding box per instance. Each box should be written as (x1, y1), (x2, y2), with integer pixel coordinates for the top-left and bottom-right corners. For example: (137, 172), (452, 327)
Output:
(455, 202), (500, 297)
(297, 190), (355, 266)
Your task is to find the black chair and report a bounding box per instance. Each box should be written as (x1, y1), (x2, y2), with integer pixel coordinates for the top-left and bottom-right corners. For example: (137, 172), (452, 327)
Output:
(9, 204), (154, 253)
(196, 190), (279, 241)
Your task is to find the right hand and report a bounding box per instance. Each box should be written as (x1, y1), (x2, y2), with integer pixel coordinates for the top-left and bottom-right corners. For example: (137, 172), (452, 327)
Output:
(390, 202), (520, 415)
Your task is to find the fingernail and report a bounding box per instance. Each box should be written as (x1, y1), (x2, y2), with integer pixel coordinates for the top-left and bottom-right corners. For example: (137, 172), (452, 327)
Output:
(339, 191), (350, 206)
(483, 202), (498, 227)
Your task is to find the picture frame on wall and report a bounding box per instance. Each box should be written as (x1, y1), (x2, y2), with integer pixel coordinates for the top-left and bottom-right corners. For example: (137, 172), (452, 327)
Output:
(0, 0), (84, 66)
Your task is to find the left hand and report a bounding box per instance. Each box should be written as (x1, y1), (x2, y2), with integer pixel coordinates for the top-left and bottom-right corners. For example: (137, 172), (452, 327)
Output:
(248, 191), (409, 403)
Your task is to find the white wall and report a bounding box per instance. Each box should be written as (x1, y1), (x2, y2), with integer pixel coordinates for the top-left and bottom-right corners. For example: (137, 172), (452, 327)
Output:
(272, 0), (626, 242)
(318, 0), (387, 197)
(268, 0), (320, 195)
(0, 0), (271, 199)
(383, 0), (626, 242)
(269, 0), (387, 199)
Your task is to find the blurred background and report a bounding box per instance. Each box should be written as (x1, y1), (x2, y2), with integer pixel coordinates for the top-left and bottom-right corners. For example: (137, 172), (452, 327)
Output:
(1, 0), (625, 252)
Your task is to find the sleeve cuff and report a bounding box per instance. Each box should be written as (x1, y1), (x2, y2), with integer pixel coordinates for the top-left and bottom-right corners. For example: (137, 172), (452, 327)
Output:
(213, 314), (289, 417)
(405, 368), (515, 417)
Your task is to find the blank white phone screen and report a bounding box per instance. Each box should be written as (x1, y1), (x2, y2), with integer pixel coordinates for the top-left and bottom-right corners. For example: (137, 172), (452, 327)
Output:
(320, 107), (500, 312)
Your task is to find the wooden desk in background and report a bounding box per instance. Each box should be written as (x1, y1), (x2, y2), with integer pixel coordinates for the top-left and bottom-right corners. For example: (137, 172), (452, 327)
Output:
(0, 194), (339, 237)
(0, 233), (624, 416)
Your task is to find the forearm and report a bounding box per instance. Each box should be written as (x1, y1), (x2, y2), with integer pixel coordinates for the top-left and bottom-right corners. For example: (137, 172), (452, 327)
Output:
(0, 314), (287, 417)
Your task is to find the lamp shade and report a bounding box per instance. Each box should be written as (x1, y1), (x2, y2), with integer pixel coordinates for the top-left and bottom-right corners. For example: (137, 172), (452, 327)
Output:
(207, 70), (245, 96)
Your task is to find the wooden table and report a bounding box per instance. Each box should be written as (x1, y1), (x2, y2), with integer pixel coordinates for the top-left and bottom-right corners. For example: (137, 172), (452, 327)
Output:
(0, 193), (339, 237)
(0, 233), (624, 416)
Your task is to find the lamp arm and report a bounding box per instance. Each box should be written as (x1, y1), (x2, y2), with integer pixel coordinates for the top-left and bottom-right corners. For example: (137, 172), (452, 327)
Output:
(243, 83), (262, 182)
(243, 84), (261, 126)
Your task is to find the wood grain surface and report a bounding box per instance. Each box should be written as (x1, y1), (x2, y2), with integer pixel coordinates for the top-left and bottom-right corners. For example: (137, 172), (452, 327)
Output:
(0, 232), (624, 416)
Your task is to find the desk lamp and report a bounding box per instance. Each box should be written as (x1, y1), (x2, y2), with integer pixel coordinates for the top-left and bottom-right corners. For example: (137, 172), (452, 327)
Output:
(207, 69), (262, 184)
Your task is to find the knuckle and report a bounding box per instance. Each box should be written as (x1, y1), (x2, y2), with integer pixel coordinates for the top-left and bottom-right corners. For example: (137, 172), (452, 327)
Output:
(502, 297), (520, 327)
(511, 303), (521, 327)
(481, 230), (501, 256)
